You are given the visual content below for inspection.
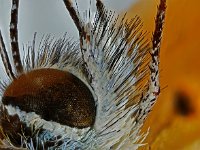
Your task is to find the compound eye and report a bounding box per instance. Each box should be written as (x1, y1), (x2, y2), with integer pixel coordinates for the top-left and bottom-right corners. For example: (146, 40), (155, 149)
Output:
(2, 68), (96, 128)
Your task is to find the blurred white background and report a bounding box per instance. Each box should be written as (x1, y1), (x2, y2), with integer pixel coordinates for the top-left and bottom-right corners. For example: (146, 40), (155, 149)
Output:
(0, 0), (137, 49)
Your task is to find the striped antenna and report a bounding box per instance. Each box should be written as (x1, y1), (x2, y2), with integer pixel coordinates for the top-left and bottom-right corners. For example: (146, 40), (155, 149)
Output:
(0, 31), (15, 79)
(10, 0), (23, 74)
(149, 0), (166, 97)
(62, 0), (90, 80)
(138, 0), (166, 121)
(63, 0), (84, 35)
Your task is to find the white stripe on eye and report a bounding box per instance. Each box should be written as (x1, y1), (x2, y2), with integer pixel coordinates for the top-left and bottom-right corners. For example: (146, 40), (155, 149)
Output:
(4, 104), (94, 142)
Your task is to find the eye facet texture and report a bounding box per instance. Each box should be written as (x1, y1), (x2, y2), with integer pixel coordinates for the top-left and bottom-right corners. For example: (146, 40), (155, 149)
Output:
(2, 69), (96, 128)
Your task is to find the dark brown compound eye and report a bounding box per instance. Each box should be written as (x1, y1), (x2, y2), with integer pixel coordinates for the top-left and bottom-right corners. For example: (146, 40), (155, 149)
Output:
(2, 68), (96, 129)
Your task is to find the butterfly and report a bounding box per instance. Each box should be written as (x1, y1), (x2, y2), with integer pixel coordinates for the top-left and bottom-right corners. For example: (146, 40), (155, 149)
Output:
(0, 0), (166, 149)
